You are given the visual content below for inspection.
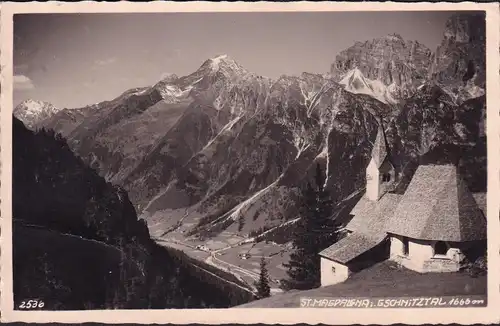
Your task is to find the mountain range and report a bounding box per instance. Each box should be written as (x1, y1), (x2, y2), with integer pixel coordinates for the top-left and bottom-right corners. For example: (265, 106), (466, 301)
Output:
(14, 12), (486, 251)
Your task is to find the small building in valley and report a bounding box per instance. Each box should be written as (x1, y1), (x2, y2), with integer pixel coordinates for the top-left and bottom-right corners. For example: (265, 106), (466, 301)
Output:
(319, 124), (487, 287)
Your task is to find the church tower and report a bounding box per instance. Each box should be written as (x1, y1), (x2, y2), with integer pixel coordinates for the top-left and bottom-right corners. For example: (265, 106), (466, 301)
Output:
(366, 122), (395, 201)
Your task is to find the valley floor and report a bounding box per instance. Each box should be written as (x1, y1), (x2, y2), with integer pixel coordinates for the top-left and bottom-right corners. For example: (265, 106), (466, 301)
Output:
(236, 261), (487, 308)
(147, 210), (290, 294)
(153, 232), (289, 294)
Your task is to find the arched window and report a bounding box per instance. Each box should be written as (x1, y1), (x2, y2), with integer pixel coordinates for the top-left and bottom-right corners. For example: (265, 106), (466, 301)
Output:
(382, 173), (391, 182)
(434, 241), (448, 256)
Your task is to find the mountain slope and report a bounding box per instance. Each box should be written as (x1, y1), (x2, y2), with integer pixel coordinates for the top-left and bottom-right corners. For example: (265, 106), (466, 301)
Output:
(42, 104), (100, 138)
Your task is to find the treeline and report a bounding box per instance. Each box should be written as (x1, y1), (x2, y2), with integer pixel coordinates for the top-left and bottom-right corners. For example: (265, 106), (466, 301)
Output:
(12, 117), (255, 310)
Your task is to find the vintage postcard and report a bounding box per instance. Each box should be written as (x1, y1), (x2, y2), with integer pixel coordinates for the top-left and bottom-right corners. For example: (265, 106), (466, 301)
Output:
(1, 1), (499, 324)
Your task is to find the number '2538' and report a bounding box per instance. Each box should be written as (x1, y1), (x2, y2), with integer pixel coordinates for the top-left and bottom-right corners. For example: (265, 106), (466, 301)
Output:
(19, 299), (45, 309)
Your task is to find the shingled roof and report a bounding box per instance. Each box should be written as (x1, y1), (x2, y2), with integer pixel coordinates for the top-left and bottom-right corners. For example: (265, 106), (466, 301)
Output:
(319, 233), (386, 264)
(386, 164), (487, 242)
(472, 192), (487, 215)
(371, 123), (389, 168)
(320, 193), (401, 264)
(346, 193), (402, 236)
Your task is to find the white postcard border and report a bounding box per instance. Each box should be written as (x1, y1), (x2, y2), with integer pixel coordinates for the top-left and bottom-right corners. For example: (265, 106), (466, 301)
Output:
(1, 2), (499, 324)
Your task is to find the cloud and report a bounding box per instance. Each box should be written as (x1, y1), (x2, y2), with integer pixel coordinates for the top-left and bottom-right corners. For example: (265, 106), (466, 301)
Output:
(95, 57), (117, 66)
(13, 74), (35, 90)
(14, 64), (29, 74)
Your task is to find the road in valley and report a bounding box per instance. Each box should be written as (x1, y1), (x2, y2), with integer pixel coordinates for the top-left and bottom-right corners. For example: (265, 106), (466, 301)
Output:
(154, 235), (284, 294)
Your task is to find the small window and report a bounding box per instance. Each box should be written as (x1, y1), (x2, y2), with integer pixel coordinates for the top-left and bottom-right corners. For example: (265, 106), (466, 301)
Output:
(402, 237), (409, 256)
(331, 266), (336, 274)
(382, 173), (391, 182)
(434, 241), (448, 256)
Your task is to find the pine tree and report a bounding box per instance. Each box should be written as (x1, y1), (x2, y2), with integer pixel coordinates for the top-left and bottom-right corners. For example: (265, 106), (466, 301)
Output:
(255, 257), (271, 299)
(237, 216), (245, 232)
(282, 163), (339, 290)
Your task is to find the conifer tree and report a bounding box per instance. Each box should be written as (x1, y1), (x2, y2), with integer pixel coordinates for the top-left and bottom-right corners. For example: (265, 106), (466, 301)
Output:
(282, 163), (339, 290)
(255, 256), (271, 299)
(238, 216), (245, 232)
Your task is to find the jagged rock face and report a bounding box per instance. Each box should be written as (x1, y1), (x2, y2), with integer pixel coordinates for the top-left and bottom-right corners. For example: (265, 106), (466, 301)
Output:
(331, 34), (433, 101)
(429, 13), (486, 104)
(14, 99), (63, 130)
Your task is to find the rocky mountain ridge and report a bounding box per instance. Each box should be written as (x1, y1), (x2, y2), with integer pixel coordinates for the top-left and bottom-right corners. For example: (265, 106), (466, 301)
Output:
(330, 33), (433, 102)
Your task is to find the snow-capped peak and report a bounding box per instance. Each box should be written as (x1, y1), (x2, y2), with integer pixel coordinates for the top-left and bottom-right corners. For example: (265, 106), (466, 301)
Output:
(339, 68), (398, 105)
(210, 54), (230, 65)
(14, 99), (62, 129)
(205, 54), (248, 76)
(14, 99), (59, 115)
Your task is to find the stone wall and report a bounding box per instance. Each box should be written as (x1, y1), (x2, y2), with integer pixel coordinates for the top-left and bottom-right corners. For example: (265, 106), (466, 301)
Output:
(320, 257), (351, 287)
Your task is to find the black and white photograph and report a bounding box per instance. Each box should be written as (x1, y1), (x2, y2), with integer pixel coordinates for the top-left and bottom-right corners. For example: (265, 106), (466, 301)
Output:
(1, 2), (499, 324)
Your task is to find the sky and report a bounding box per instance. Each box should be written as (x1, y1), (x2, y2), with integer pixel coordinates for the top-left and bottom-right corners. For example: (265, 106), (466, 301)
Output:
(14, 11), (456, 109)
